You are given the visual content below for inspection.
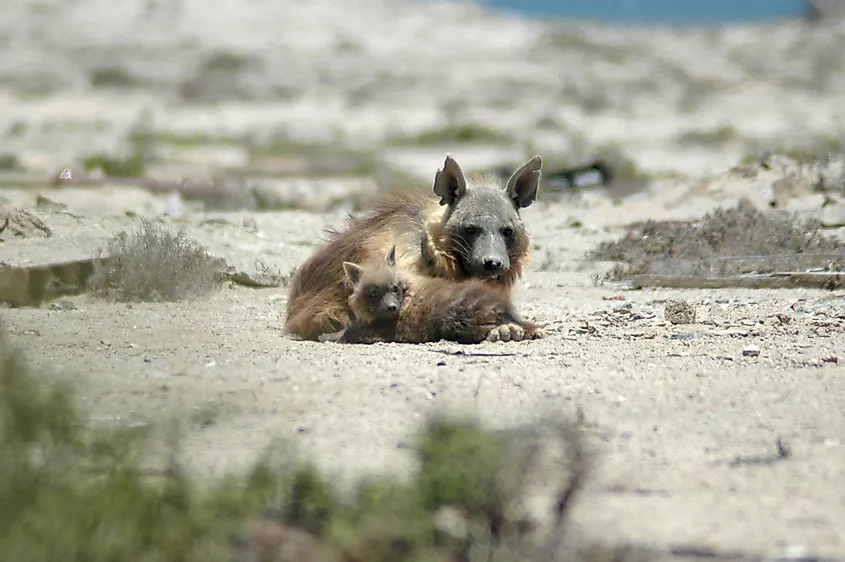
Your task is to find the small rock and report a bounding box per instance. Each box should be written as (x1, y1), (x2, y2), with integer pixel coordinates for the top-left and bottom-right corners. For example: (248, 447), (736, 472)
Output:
(243, 215), (258, 230)
(664, 299), (696, 324)
(35, 195), (68, 212)
(0, 205), (52, 239)
(225, 267), (286, 288)
(820, 200), (845, 228)
(671, 332), (697, 340)
(719, 328), (750, 337)
(49, 299), (77, 311)
(742, 344), (761, 357)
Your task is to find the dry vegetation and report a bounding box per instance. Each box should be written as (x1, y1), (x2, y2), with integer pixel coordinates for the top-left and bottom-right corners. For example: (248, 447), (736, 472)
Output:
(587, 198), (845, 281)
(88, 219), (226, 302)
(0, 324), (614, 562)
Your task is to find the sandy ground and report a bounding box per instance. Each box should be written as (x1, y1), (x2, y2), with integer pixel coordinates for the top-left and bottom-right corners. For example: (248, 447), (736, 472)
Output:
(1, 0), (845, 558)
(2, 191), (844, 559)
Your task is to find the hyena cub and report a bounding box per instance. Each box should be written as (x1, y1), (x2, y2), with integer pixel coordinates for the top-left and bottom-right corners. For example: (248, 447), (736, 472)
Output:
(319, 246), (546, 344)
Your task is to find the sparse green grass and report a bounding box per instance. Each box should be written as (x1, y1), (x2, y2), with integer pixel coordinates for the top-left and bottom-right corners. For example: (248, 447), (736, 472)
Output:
(178, 50), (262, 102)
(89, 66), (141, 89)
(88, 219), (226, 302)
(250, 136), (379, 177)
(129, 131), (244, 149)
(741, 137), (845, 167)
(676, 125), (739, 147)
(388, 124), (513, 147)
(0, 323), (599, 562)
(81, 151), (148, 178)
(539, 28), (636, 63)
(587, 198), (845, 281)
(5, 71), (62, 98)
(0, 153), (21, 171)
(7, 121), (28, 138)
(198, 51), (257, 75)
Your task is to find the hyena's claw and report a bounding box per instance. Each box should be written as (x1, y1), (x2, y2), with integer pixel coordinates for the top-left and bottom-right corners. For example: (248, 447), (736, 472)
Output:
(486, 323), (526, 343)
(527, 327), (548, 340)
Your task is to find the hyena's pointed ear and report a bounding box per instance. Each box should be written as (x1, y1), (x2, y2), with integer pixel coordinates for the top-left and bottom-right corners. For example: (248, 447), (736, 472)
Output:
(506, 155), (542, 209)
(342, 261), (364, 285)
(433, 154), (468, 206)
(385, 245), (397, 267)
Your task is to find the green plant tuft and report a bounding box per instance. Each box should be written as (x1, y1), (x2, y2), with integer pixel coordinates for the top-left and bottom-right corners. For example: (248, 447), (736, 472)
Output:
(81, 151), (147, 178)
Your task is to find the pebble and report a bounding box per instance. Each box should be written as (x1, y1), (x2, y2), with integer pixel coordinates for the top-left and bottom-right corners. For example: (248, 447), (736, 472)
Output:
(49, 299), (77, 311)
(664, 299), (696, 325)
(742, 344), (761, 357)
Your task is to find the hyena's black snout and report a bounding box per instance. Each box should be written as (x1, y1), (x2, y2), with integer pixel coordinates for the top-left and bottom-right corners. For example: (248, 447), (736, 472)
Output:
(472, 233), (510, 277)
(482, 256), (506, 274)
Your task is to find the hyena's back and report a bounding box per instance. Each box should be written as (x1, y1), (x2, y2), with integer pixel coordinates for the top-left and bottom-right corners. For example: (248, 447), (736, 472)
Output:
(284, 190), (431, 340)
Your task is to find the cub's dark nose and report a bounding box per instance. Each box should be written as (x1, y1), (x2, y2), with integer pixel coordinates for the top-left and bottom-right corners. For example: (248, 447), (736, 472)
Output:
(482, 257), (504, 273)
(387, 303), (398, 313)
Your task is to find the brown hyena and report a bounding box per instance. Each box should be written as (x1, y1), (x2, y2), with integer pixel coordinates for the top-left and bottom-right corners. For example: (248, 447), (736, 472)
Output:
(318, 245), (546, 344)
(284, 154), (542, 341)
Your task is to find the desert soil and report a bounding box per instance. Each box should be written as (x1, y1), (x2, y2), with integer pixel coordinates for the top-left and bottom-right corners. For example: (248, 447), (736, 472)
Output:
(2, 0), (845, 559)
(3, 198), (845, 560)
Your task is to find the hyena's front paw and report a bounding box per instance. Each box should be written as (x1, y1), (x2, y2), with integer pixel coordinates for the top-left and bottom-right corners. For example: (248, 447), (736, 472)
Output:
(318, 329), (347, 343)
(486, 323), (526, 343)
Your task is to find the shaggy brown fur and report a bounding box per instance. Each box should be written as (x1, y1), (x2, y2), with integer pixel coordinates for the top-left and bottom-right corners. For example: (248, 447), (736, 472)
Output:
(319, 246), (545, 344)
(284, 154), (542, 340)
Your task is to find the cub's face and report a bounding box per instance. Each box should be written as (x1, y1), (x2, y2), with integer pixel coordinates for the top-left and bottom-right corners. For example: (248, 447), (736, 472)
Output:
(357, 272), (404, 321)
(344, 257), (405, 322)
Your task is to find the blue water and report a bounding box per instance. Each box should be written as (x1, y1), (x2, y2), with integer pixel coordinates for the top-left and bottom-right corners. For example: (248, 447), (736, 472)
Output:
(482, 0), (807, 25)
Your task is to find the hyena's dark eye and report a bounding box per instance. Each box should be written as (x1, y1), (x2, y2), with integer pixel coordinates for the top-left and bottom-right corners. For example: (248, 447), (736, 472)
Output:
(391, 283), (400, 294)
(368, 287), (380, 298)
(502, 226), (515, 237)
(464, 225), (478, 235)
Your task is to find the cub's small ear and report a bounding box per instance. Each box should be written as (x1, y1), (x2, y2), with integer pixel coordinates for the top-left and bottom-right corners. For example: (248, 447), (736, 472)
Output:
(342, 261), (364, 285)
(433, 153), (468, 207)
(385, 245), (397, 267)
(506, 155), (542, 209)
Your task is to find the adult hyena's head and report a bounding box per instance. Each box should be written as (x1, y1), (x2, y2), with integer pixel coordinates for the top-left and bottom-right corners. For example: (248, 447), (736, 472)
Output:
(433, 154), (541, 280)
(343, 245), (405, 323)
